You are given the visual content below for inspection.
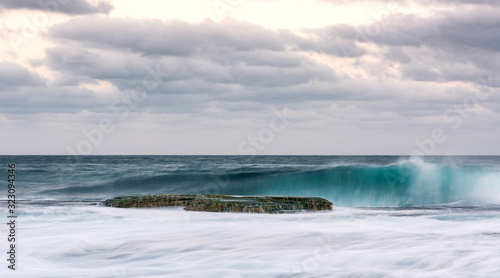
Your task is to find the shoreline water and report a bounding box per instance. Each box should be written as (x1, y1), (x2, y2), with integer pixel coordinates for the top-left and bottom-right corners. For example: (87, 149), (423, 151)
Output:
(2, 202), (500, 277)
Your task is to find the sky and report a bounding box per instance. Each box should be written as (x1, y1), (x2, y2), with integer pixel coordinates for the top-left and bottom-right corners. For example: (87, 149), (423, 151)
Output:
(0, 0), (499, 155)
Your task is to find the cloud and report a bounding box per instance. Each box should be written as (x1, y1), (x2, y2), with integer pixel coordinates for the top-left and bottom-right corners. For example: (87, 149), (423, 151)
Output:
(49, 17), (290, 56)
(373, 10), (500, 52)
(0, 0), (499, 155)
(0, 62), (45, 91)
(42, 17), (342, 95)
(319, 0), (500, 6)
(307, 6), (500, 84)
(48, 16), (364, 58)
(40, 45), (337, 90)
(1, 6), (496, 155)
(36, 14), (499, 119)
(315, 7), (500, 51)
(0, 86), (112, 114)
(0, 0), (113, 15)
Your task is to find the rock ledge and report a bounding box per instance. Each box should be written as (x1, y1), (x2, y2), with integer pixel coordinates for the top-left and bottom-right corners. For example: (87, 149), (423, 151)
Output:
(102, 194), (333, 213)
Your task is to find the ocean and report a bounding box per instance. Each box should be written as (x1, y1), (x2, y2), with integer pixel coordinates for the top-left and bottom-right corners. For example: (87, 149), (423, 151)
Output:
(1, 155), (500, 277)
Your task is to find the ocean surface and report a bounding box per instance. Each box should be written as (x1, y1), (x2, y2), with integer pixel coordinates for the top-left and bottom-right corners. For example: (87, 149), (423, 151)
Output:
(1, 155), (500, 277)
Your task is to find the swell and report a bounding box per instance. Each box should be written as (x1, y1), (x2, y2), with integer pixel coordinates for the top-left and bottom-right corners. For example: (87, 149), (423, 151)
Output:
(38, 161), (500, 207)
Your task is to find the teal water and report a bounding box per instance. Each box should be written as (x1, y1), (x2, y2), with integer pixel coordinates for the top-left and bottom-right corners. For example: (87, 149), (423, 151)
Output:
(2, 155), (500, 207)
(2, 156), (500, 277)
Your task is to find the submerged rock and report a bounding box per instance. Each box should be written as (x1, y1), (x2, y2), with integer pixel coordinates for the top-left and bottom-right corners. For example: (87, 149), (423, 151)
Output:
(102, 194), (333, 213)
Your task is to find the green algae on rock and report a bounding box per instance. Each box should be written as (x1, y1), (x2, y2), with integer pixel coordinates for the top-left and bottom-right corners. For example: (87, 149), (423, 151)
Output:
(102, 194), (333, 213)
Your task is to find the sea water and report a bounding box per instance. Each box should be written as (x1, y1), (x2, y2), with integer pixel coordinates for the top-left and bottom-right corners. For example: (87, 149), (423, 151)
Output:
(1, 156), (499, 277)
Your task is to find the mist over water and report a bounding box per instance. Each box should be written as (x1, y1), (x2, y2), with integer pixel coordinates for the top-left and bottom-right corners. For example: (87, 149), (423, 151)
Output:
(2, 156), (500, 277)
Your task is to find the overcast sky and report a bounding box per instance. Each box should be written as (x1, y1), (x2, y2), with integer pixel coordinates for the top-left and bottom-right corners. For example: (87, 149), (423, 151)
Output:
(0, 0), (498, 155)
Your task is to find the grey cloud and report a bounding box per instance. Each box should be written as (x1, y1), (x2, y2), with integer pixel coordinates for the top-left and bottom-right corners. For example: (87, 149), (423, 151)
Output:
(0, 62), (45, 91)
(428, 0), (498, 3)
(35, 37), (341, 117)
(310, 6), (500, 84)
(0, 86), (110, 114)
(309, 5), (500, 55)
(383, 48), (412, 64)
(33, 14), (500, 123)
(400, 63), (441, 82)
(385, 11), (500, 52)
(319, 0), (500, 6)
(41, 36), (338, 90)
(49, 17), (362, 58)
(49, 17), (291, 56)
(330, 7), (500, 52)
(0, 0), (112, 14)
(400, 58), (490, 83)
(292, 27), (365, 57)
(394, 44), (500, 83)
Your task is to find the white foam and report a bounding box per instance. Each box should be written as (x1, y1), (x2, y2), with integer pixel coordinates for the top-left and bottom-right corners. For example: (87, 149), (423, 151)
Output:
(2, 205), (500, 277)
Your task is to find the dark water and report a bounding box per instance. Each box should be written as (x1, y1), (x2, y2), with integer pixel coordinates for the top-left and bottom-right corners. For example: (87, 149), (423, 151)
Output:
(2, 155), (500, 207)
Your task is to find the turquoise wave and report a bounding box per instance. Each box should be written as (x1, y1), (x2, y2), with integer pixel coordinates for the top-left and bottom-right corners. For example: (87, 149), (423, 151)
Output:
(3, 156), (500, 207)
(35, 160), (500, 207)
(231, 162), (500, 207)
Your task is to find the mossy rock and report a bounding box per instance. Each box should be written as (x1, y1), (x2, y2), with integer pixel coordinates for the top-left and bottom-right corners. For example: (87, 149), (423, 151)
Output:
(102, 194), (333, 214)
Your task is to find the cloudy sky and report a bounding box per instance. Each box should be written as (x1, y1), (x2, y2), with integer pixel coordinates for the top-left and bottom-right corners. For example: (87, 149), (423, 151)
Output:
(0, 0), (498, 155)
